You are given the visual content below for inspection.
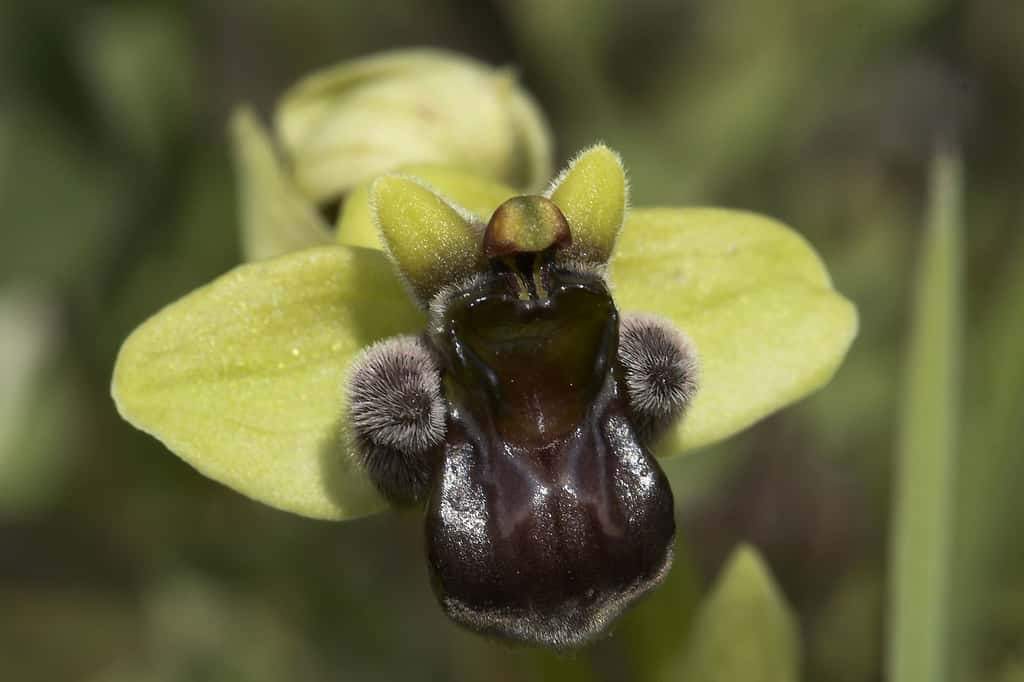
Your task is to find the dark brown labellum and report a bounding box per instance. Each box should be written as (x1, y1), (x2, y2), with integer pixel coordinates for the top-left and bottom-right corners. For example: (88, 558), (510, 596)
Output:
(425, 259), (675, 648)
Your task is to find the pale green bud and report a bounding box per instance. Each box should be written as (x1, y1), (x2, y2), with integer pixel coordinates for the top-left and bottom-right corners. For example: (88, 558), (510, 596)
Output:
(230, 49), (553, 263)
(277, 48), (553, 202)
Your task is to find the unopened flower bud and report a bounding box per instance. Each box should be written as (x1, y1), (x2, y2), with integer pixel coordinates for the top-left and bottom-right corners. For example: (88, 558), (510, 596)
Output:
(231, 49), (553, 262)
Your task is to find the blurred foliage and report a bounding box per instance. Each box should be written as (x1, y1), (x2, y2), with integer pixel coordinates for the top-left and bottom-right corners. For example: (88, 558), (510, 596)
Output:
(1, 1), (1023, 681)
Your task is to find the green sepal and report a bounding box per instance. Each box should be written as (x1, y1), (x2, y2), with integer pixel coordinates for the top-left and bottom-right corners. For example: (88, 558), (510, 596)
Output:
(111, 245), (423, 520)
(610, 208), (857, 457)
(669, 546), (800, 682)
(229, 108), (331, 262)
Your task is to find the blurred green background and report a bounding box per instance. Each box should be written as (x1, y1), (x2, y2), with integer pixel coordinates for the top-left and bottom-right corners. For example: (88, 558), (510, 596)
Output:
(1, 1), (1022, 680)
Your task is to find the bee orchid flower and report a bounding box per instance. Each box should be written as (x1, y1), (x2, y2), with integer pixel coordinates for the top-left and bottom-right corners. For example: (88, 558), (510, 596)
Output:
(112, 54), (857, 650)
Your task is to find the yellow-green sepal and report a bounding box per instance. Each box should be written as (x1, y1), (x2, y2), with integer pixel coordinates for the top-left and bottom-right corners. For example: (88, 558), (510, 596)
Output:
(338, 165), (516, 250)
(547, 144), (628, 265)
(111, 245), (424, 520)
(610, 208), (858, 457)
(370, 175), (490, 304)
(229, 108), (331, 262)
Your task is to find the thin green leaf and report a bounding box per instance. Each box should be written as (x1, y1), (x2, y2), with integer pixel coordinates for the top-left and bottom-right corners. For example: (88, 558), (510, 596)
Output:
(112, 245), (423, 520)
(665, 545), (801, 682)
(888, 149), (963, 682)
(610, 208), (858, 456)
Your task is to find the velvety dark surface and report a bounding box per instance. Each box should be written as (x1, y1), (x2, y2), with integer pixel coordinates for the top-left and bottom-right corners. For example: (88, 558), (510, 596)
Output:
(425, 266), (675, 646)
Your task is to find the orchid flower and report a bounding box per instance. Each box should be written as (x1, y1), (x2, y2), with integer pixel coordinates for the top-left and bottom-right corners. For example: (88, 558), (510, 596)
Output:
(112, 50), (856, 649)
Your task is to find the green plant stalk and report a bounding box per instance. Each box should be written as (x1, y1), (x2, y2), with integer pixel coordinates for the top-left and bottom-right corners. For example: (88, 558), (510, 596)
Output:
(888, 149), (963, 682)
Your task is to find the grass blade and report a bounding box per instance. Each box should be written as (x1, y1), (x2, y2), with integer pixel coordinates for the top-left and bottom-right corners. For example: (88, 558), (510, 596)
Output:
(887, 148), (963, 682)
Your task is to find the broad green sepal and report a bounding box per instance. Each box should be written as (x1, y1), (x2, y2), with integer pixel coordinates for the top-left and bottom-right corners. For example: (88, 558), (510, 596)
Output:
(609, 208), (858, 457)
(275, 48), (553, 203)
(111, 245), (423, 520)
(669, 546), (800, 682)
(338, 165), (516, 250)
(230, 108), (331, 262)
(547, 144), (627, 265)
(371, 175), (488, 304)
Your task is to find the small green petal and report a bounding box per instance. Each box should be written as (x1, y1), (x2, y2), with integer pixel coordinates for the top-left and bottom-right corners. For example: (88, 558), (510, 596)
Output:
(610, 208), (857, 457)
(111, 245), (424, 520)
(547, 144), (627, 265)
(229, 108), (331, 262)
(337, 165), (516, 251)
(371, 175), (488, 303)
(669, 546), (800, 682)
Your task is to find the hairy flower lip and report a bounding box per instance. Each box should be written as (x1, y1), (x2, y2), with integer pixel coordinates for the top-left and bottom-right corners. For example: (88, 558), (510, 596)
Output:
(439, 543), (675, 649)
(423, 257), (679, 648)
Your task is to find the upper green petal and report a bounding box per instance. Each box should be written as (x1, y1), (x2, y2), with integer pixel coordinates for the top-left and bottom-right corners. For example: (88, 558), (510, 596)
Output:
(547, 144), (627, 265)
(371, 175), (489, 304)
(111, 245), (423, 520)
(609, 208), (857, 457)
(230, 108), (331, 262)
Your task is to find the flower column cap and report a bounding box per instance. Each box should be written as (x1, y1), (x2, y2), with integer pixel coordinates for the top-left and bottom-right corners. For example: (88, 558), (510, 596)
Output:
(483, 195), (571, 258)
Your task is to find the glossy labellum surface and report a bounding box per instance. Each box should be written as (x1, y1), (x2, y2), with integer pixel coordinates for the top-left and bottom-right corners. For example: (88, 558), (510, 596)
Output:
(425, 238), (676, 648)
